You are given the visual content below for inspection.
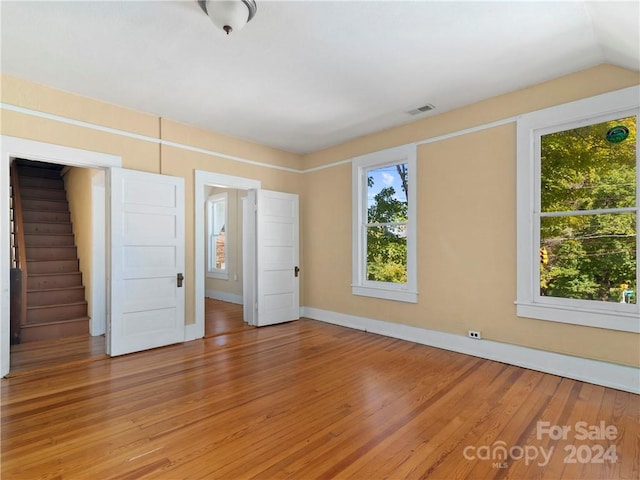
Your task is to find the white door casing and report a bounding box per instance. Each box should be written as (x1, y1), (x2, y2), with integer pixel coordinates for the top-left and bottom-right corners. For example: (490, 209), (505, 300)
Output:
(255, 190), (300, 326)
(109, 168), (185, 356)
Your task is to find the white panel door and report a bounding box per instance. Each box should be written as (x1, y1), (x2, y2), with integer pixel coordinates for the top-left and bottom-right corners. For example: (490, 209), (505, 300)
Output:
(256, 190), (299, 326)
(109, 168), (185, 356)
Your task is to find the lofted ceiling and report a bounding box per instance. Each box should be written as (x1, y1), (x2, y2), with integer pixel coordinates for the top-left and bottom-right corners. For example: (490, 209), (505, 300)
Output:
(1, 1), (638, 154)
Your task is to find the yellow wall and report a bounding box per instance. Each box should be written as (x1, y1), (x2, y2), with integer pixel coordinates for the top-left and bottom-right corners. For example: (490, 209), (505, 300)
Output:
(2, 64), (638, 367)
(301, 64), (640, 367)
(63, 167), (94, 320)
(1, 73), (303, 328)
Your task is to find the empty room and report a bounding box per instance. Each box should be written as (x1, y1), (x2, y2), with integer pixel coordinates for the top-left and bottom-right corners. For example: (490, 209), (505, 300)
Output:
(1, 1), (639, 479)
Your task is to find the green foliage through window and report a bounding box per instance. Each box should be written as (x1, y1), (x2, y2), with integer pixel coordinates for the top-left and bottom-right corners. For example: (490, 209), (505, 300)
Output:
(366, 164), (408, 283)
(540, 116), (637, 303)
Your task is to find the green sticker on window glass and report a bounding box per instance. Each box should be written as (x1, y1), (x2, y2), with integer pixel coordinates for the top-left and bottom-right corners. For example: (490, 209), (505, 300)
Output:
(606, 125), (629, 143)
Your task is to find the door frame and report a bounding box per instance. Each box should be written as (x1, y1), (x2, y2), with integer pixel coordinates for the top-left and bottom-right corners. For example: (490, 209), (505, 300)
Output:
(193, 170), (260, 339)
(0, 136), (121, 377)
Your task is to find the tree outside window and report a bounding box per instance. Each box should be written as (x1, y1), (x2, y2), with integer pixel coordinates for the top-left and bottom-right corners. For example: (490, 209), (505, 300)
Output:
(366, 163), (408, 283)
(539, 116), (636, 304)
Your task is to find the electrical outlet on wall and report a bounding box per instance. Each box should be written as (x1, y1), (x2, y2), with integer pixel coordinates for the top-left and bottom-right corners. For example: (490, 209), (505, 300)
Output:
(468, 330), (482, 340)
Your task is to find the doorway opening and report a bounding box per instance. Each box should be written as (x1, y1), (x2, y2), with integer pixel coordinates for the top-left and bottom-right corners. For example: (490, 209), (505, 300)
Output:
(194, 171), (261, 340)
(7, 159), (107, 375)
(1, 135), (121, 377)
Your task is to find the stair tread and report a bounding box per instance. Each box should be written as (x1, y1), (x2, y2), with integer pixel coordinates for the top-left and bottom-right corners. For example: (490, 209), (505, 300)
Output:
(22, 206), (68, 212)
(25, 233), (74, 237)
(23, 317), (90, 327)
(23, 224), (72, 228)
(30, 272), (80, 277)
(28, 285), (85, 293)
(27, 300), (88, 310)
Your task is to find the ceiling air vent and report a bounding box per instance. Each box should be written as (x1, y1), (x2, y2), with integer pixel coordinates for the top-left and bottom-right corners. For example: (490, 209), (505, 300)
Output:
(407, 104), (435, 116)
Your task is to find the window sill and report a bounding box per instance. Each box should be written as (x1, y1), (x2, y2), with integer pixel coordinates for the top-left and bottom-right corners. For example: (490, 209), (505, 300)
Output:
(352, 285), (418, 303)
(207, 272), (228, 280)
(516, 301), (639, 333)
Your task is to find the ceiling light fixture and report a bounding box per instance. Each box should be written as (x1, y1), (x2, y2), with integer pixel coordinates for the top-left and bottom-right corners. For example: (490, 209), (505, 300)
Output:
(198, 0), (257, 35)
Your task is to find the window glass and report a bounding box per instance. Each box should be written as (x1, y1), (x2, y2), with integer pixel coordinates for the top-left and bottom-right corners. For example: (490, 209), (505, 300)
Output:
(540, 213), (636, 303)
(541, 116), (636, 212)
(365, 163), (408, 284)
(539, 116), (637, 305)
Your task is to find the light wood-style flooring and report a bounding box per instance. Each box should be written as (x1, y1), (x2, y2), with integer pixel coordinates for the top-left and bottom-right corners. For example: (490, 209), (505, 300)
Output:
(2, 303), (638, 479)
(8, 299), (247, 376)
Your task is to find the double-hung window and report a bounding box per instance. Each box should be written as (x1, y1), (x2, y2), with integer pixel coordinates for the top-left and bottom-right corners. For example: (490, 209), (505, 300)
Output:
(516, 86), (639, 332)
(206, 192), (228, 279)
(352, 144), (417, 303)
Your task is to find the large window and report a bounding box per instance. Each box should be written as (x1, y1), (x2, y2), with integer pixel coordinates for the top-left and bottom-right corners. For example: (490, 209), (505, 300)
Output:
(207, 192), (228, 279)
(517, 86), (639, 332)
(352, 144), (417, 303)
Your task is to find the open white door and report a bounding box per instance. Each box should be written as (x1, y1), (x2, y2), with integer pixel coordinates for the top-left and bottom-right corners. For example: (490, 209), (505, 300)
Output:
(255, 190), (300, 326)
(109, 168), (185, 356)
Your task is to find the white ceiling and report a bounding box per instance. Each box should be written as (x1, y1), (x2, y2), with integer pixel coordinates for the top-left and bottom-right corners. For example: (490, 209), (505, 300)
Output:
(1, 1), (638, 154)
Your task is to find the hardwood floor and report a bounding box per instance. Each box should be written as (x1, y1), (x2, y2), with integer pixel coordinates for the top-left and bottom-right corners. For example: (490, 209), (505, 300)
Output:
(8, 298), (247, 375)
(2, 314), (638, 479)
(8, 334), (106, 377)
(204, 298), (254, 337)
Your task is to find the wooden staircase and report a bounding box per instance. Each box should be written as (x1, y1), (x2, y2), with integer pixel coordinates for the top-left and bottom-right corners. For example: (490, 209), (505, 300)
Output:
(12, 160), (90, 343)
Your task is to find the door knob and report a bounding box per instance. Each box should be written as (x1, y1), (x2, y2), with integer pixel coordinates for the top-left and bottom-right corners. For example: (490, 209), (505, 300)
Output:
(294, 266), (300, 277)
(177, 273), (184, 287)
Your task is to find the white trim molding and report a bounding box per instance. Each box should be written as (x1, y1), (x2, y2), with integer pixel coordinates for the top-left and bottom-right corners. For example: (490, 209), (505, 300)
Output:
(302, 306), (640, 394)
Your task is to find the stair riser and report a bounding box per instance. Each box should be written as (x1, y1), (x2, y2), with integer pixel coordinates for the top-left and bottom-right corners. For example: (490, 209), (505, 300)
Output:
(22, 210), (71, 223)
(28, 273), (83, 290)
(20, 319), (89, 343)
(19, 176), (64, 189)
(23, 223), (73, 234)
(22, 199), (69, 212)
(27, 303), (88, 324)
(28, 288), (86, 307)
(25, 235), (75, 247)
(21, 188), (67, 201)
(26, 246), (77, 261)
(27, 260), (79, 274)
(17, 166), (62, 179)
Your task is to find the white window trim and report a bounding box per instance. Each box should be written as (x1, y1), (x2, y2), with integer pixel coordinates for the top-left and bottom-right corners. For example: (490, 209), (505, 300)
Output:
(516, 86), (640, 333)
(352, 144), (418, 303)
(206, 192), (228, 280)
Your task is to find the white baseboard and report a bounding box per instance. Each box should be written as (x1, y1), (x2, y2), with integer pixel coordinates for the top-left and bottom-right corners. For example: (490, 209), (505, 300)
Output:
(301, 306), (640, 394)
(205, 290), (243, 305)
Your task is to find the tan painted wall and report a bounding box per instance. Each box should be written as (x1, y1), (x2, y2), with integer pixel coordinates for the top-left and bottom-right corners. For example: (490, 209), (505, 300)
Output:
(204, 186), (245, 300)
(1, 74), (303, 329)
(63, 167), (94, 321)
(2, 65), (638, 367)
(301, 64), (640, 367)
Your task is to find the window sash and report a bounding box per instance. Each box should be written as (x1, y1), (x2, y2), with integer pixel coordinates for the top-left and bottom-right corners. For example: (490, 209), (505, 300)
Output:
(352, 144), (417, 303)
(516, 86), (639, 332)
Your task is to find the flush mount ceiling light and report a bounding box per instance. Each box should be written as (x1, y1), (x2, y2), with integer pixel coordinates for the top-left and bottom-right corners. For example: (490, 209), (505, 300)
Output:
(198, 0), (257, 35)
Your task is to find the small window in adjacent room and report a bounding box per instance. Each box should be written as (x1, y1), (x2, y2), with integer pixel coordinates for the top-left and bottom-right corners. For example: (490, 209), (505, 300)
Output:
(206, 192), (228, 279)
(516, 86), (639, 332)
(352, 144), (417, 303)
